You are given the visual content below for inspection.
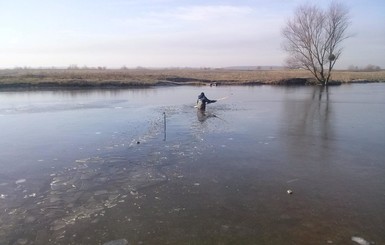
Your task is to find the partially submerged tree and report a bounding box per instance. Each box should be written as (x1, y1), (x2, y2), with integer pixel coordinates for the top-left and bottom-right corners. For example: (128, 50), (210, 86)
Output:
(282, 1), (351, 85)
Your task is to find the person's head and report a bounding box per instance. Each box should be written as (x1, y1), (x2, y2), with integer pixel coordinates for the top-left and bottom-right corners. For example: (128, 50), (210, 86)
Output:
(200, 92), (204, 96)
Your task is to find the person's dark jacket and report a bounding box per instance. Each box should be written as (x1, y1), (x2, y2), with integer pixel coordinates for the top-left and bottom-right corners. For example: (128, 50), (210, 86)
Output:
(197, 92), (216, 110)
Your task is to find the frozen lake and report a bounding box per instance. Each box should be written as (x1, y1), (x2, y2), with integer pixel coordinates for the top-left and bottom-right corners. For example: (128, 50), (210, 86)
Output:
(0, 84), (384, 244)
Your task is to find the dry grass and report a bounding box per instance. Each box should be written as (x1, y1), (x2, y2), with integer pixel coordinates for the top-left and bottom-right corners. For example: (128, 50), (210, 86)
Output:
(329, 70), (385, 82)
(0, 68), (384, 87)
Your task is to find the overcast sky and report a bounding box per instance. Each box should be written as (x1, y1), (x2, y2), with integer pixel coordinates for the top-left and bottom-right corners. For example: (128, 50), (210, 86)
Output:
(0, 0), (384, 69)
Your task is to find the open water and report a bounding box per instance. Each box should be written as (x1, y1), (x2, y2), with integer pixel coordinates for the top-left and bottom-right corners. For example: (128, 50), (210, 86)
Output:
(0, 84), (384, 244)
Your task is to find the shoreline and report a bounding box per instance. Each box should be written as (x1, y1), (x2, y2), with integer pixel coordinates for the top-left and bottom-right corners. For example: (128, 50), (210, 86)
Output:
(1, 68), (384, 90)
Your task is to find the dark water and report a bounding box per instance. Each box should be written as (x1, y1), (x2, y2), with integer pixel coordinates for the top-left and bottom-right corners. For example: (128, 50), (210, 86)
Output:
(0, 84), (384, 245)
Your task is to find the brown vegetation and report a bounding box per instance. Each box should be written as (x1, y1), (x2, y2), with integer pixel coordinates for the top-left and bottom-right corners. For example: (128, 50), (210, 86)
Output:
(0, 68), (384, 89)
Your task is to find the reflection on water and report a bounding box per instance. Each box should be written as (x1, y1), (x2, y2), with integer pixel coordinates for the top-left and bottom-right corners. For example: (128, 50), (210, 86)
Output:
(196, 110), (219, 123)
(0, 85), (385, 244)
(282, 86), (334, 163)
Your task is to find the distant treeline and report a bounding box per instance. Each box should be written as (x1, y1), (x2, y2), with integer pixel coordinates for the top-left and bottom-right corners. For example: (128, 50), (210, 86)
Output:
(348, 64), (382, 72)
(7, 65), (286, 71)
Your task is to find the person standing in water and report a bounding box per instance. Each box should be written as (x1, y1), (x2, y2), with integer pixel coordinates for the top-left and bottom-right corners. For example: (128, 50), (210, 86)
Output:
(196, 92), (216, 110)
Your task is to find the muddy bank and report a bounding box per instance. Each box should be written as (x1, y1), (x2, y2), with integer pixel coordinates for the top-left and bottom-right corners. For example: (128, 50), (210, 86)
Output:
(2, 78), (383, 89)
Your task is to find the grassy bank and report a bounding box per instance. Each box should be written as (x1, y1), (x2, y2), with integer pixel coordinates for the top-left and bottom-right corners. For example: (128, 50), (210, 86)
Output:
(1, 68), (384, 89)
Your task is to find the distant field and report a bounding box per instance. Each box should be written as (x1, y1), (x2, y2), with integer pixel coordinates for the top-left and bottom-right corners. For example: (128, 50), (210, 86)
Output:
(0, 68), (384, 88)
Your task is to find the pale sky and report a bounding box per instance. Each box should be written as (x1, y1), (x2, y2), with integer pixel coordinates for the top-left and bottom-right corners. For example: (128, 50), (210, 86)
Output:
(0, 0), (384, 69)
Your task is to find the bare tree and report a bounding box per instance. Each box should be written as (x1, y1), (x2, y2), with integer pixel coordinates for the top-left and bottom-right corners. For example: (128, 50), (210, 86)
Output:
(282, 1), (351, 85)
